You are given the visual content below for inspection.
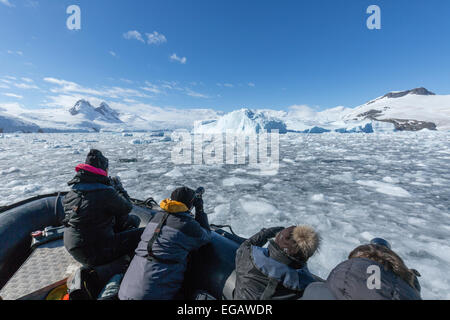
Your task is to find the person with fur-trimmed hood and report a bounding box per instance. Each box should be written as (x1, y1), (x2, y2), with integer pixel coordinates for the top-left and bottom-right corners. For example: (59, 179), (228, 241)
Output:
(234, 225), (321, 300)
(63, 149), (143, 268)
(301, 238), (422, 300)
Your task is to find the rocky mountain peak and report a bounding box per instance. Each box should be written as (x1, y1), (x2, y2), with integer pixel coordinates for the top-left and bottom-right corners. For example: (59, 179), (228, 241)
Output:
(382, 87), (435, 99)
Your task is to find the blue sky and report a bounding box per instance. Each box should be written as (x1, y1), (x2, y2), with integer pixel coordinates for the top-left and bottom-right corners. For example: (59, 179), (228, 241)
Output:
(1, 0), (450, 112)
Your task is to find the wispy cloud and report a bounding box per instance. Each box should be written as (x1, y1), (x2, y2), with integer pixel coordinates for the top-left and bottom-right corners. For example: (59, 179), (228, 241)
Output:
(109, 51), (117, 57)
(120, 78), (133, 84)
(169, 53), (187, 64)
(141, 82), (163, 95)
(44, 77), (104, 96)
(0, 0), (14, 7)
(123, 30), (145, 43)
(14, 82), (39, 89)
(248, 82), (256, 87)
(123, 30), (167, 46)
(3, 93), (23, 99)
(25, 0), (38, 8)
(217, 83), (235, 88)
(185, 88), (209, 99)
(7, 50), (23, 56)
(43, 77), (149, 100)
(146, 31), (167, 45)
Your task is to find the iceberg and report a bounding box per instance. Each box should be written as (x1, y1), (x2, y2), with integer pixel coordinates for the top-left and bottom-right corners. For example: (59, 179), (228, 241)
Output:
(193, 109), (287, 134)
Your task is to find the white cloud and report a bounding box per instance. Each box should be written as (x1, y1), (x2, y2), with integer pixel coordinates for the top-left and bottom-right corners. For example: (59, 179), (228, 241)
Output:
(109, 51), (117, 57)
(169, 53), (187, 64)
(288, 105), (317, 119)
(146, 31), (167, 45)
(43, 94), (104, 109)
(123, 30), (145, 43)
(25, 0), (39, 8)
(185, 88), (209, 99)
(120, 78), (133, 84)
(141, 83), (163, 95)
(248, 82), (256, 87)
(3, 93), (23, 99)
(217, 83), (235, 88)
(14, 82), (39, 89)
(0, 0), (13, 7)
(44, 77), (104, 96)
(43, 77), (149, 100)
(21, 77), (33, 83)
(7, 50), (22, 56)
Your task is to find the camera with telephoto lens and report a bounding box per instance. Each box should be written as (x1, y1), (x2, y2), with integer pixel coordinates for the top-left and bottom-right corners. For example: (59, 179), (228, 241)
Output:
(192, 187), (205, 210)
(110, 176), (125, 193)
(194, 187), (205, 199)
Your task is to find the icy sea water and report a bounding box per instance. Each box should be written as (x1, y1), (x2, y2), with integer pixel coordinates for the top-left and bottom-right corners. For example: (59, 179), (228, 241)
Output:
(0, 131), (449, 299)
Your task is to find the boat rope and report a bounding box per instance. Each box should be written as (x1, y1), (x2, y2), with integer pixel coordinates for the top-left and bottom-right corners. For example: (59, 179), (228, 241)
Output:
(210, 224), (238, 236)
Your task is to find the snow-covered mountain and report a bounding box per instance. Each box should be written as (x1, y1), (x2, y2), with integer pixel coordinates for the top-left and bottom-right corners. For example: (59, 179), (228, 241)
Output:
(68, 100), (122, 124)
(194, 87), (450, 134)
(0, 110), (41, 133)
(343, 87), (450, 131)
(0, 87), (448, 133)
(95, 102), (122, 123)
(0, 100), (132, 133)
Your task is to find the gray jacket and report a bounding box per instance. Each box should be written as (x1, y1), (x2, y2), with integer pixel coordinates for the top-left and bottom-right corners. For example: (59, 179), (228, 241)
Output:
(302, 258), (422, 300)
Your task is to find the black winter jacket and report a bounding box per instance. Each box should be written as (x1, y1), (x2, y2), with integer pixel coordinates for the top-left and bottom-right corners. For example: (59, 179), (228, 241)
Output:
(234, 228), (316, 300)
(63, 171), (133, 252)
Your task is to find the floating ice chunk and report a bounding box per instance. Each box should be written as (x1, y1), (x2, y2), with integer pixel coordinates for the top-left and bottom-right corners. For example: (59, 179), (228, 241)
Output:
(0, 167), (20, 175)
(230, 168), (247, 174)
(164, 167), (184, 178)
(382, 176), (399, 184)
(210, 203), (231, 221)
(357, 180), (411, 197)
(262, 183), (277, 190)
(223, 177), (260, 187)
(129, 139), (142, 145)
(330, 172), (353, 183)
(282, 158), (296, 164)
(239, 198), (276, 216)
(311, 194), (325, 202)
(159, 136), (172, 142)
(361, 231), (375, 241)
(407, 217), (426, 225)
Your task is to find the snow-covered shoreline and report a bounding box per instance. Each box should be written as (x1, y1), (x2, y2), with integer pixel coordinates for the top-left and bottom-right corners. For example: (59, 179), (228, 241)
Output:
(1, 87), (449, 133)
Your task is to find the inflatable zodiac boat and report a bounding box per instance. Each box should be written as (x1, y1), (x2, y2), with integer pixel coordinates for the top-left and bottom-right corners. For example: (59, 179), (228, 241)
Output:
(0, 193), (243, 300)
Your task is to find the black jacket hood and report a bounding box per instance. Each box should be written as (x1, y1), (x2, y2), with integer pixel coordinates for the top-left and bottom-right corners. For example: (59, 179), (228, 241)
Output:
(68, 170), (111, 186)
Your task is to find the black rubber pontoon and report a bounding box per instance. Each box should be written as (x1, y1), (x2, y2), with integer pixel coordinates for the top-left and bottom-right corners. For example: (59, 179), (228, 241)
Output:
(0, 193), (241, 300)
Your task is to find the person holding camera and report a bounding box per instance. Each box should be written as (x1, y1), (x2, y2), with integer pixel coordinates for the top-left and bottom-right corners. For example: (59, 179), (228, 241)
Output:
(63, 149), (144, 268)
(234, 225), (321, 300)
(118, 186), (212, 300)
